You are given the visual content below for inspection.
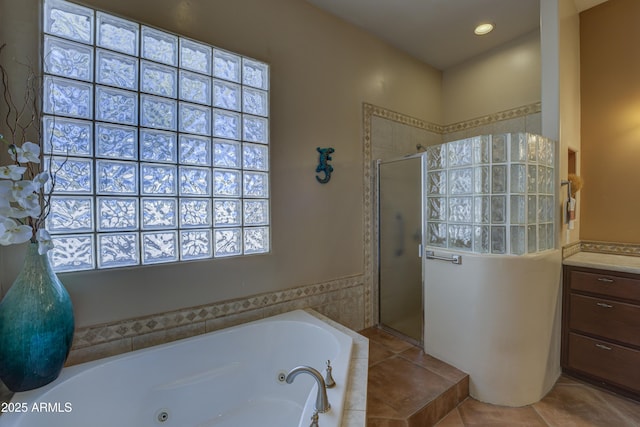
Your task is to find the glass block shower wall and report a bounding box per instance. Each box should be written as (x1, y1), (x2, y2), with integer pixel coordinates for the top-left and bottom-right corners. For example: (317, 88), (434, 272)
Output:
(425, 133), (555, 255)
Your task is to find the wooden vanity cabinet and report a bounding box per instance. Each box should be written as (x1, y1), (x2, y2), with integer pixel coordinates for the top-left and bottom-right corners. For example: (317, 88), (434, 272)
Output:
(561, 265), (640, 400)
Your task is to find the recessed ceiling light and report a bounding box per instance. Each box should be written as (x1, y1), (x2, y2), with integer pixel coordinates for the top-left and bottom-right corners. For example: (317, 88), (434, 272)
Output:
(474, 23), (495, 36)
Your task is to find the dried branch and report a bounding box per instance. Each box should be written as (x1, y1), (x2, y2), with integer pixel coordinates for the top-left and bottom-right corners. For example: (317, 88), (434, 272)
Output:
(0, 43), (42, 149)
(0, 42), (57, 247)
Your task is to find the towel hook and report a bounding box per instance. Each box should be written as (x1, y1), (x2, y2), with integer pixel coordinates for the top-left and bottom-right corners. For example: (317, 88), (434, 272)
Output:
(560, 180), (572, 200)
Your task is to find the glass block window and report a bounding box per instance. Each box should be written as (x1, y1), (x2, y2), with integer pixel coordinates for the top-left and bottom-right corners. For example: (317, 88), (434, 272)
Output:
(425, 133), (555, 255)
(42, 0), (270, 272)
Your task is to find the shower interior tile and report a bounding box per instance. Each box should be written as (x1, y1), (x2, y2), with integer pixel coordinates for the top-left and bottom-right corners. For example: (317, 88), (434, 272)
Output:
(525, 112), (542, 135)
(490, 117), (526, 135)
(371, 116), (393, 150)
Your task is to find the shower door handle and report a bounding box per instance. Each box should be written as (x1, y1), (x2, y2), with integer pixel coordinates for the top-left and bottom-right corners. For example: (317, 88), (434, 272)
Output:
(425, 250), (462, 265)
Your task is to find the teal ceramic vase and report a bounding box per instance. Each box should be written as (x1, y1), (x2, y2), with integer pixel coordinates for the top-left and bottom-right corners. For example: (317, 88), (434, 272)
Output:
(0, 243), (74, 392)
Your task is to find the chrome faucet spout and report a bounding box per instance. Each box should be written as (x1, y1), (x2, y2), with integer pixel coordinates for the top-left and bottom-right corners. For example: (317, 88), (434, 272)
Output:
(285, 365), (331, 413)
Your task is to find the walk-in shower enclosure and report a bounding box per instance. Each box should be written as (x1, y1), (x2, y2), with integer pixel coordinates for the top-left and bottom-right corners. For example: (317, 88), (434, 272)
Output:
(378, 133), (562, 406)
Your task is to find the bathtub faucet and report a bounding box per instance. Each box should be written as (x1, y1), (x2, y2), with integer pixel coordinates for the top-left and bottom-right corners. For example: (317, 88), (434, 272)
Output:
(285, 366), (331, 413)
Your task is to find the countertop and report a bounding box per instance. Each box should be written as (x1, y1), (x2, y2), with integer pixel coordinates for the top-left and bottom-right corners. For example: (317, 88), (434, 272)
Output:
(563, 252), (640, 275)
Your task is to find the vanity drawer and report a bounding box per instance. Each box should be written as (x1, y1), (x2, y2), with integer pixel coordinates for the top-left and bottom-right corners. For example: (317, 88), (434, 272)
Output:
(568, 333), (640, 392)
(570, 270), (640, 302)
(569, 294), (640, 347)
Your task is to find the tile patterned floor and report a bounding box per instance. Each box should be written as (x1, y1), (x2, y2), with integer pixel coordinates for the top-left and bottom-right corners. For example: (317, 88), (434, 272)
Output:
(361, 327), (469, 426)
(362, 326), (640, 427)
(437, 375), (640, 427)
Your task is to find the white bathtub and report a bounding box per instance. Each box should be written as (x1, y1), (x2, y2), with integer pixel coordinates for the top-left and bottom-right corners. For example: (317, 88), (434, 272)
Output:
(0, 310), (353, 427)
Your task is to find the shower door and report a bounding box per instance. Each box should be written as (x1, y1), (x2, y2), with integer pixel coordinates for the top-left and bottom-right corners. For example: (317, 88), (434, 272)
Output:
(378, 155), (424, 344)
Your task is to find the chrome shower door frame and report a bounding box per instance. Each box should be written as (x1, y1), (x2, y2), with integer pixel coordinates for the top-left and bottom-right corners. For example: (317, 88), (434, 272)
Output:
(376, 154), (425, 345)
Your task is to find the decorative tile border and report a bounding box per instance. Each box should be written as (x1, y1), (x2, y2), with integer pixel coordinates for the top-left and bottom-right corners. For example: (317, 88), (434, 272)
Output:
(442, 102), (542, 134)
(562, 241), (582, 259)
(362, 104), (374, 327)
(69, 274), (365, 364)
(579, 240), (640, 257)
(364, 103), (444, 134)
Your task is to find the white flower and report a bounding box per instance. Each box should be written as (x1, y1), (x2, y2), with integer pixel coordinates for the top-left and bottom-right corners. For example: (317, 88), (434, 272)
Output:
(1, 203), (40, 220)
(32, 171), (50, 188)
(3, 180), (41, 218)
(0, 180), (41, 218)
(0, 205), (22, 218)
(9, 141), (41, 164)
(36, 229), (54, 255)
(0, 165), (26, 180)
(14, 193), (42, 218)
(0, 218), (32, 246)
(11, 180), (37, 200)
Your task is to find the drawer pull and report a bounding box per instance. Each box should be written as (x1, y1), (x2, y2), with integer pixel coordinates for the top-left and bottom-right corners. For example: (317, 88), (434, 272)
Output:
(595, 343), (612, 351)
(596, 302), (614, 308)
(597, 277), (615, 283)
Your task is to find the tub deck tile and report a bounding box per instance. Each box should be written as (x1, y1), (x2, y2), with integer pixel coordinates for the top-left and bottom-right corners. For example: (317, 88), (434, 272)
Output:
(304, 309), (370, 427)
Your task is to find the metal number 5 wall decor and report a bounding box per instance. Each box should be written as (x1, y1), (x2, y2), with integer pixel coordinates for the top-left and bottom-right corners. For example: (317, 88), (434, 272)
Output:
(315, 147), (334, 184)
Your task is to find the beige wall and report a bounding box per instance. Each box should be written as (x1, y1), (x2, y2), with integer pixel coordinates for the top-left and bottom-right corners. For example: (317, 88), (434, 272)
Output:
(0, 0), (581, 338)
(0, 0), (442, 328)
(442, 30), (541, 125)
(580, 0), (640, 243)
